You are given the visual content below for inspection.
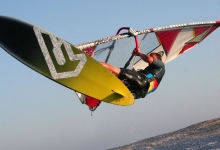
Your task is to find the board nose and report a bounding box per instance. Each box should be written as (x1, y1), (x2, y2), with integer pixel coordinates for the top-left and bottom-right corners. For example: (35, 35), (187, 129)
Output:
(0, 16), (33, 52)
(0, 16), (43, 63)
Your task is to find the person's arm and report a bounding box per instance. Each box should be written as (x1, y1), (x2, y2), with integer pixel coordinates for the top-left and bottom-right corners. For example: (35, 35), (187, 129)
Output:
(133, 48), (154, 64)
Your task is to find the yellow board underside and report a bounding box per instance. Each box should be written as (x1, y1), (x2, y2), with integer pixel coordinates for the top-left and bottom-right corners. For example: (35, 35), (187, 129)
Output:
(51, 47), (134, 106)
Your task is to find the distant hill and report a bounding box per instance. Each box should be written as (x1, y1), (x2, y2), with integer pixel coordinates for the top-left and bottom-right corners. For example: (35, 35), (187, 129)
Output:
(109, 117), (220, 150)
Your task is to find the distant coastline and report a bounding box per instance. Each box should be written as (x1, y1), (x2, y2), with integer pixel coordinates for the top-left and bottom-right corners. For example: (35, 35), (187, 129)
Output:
(109, 117), (220, 150)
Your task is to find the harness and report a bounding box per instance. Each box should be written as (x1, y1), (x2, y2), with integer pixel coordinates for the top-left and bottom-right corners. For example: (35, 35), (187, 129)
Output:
(118, 69), (160, 99)
(145, 73), (159, 94)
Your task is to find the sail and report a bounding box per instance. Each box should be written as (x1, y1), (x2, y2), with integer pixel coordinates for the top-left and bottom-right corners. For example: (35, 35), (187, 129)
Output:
(133, 22), (220, 70)
(74, 21), (220, 70)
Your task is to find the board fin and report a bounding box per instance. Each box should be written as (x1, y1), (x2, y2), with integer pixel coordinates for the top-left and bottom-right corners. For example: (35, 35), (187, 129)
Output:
(111, 90), (126, 97)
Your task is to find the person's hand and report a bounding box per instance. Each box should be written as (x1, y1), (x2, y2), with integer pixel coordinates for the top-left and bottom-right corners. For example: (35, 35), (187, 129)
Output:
(133, 48), (141, 56)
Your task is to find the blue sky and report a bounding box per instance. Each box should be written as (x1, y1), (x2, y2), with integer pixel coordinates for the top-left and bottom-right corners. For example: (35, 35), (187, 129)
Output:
(0, 1), (220, 150)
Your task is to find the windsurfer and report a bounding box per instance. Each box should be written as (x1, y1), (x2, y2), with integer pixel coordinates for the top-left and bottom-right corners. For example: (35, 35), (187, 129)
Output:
(100, 48), (165, 99)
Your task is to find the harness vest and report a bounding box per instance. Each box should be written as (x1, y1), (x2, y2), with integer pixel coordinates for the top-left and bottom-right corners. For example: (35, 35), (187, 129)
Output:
(146, 73), (159, 94)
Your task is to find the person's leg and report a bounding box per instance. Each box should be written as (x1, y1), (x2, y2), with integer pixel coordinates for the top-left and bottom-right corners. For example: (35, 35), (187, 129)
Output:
(118, 69), (149, 89)
(118, 69), (149, 99)
(100, 62), (149, 99)
(100, 62), (121, 76)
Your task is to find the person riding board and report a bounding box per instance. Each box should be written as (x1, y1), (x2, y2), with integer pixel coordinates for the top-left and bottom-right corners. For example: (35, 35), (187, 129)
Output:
(100, 48), (165, 99)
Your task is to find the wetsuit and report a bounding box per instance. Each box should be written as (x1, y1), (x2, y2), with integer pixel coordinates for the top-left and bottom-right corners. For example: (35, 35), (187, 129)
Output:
(118, 58), (165, 99)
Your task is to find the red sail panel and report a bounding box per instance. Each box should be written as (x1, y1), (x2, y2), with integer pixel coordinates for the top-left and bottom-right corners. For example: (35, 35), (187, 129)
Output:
(201, 25), (219, 40)
(194, 26), (210, 36)
(82, 46), (96, 56)
(179, 43), (197, 55)
(156, 29), (181, 54)
(85, 96), (101, 107)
